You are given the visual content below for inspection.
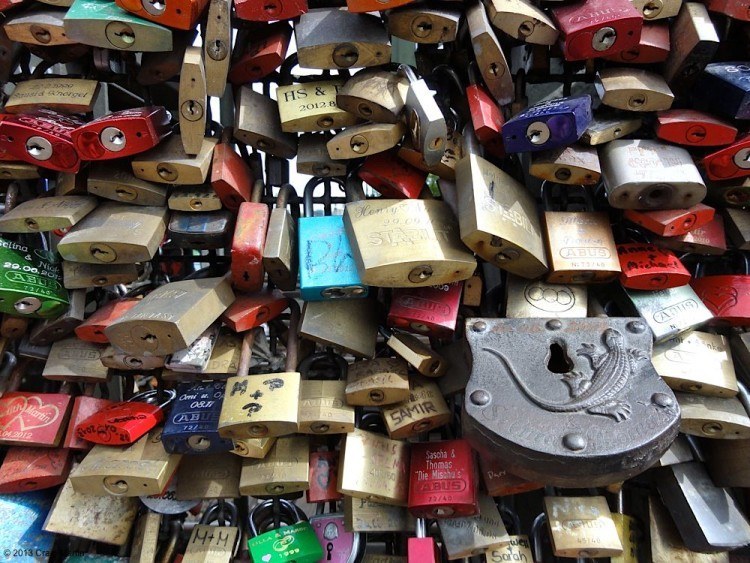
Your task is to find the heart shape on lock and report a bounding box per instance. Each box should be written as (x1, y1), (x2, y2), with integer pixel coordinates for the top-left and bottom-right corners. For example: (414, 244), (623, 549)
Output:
(697, 284), (739, 315)
(0, 395), (60, 432)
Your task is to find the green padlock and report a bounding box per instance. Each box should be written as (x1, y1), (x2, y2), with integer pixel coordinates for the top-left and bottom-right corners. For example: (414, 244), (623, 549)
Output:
(0, 237), (68, 319)
(247, 499), (323, 563)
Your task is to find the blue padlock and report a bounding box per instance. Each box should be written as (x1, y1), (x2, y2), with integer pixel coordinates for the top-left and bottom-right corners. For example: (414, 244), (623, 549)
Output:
(502, 95), (593, 153)
(162, 381), (234, 455)
(298, 176), (368, 301)
(694, 62), (750, 120)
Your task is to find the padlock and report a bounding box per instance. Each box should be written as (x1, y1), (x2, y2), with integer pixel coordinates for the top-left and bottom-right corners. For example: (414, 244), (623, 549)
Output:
(300, 299), (379, 359)
(604, 21), (670, 63)
(240, 434), (310, 496)
(69, 427), (181, 497)
(656, 461), (750, 552)
(486, 507), (534, 563)
(75, 389), (176, 446)
(338, 428), (410, 506)
(505, 274), (588, 318)
(0, 381), (73, 448)
(466, 2), (513, 106)
(210, 128), (254, 211)
(4, 78), (99, 114)
(695, 62), (750, 120)
(663, 3), (719, 94)
(387, 281), (462, 339)
(87, 161), (168, 206)
(177, 47), (207, 156)
(105, 277), (234, 356)
(162, 381), (234, 454)
(232, 436), (276, 459)
(530, 144), (601, 185)
(617, 242), (691, 290)
(336, 69), (408, 124)
(183, 501), (240, 562)
(57, 202), (167, 264)
(543, 494), (623, 558)
(463, 317), (681, 486)
(74, 298), (139, 344)
(655, 109), (738, 146)
(437, 492), (510, 559)
(234, 0), (307, 21)
(4, 7), (75, 46)
(406, 518), (439, 563)
(169, 185), (222, 212)
(44, 476), (138, 545)
(344, 496), (413, 534)
(652, 213), (727, 256)
(0, 162), (40, 181)
(114, 0), (208, 30)
(295, 9), (391, 70)
(130, 510), (162, 563)
(42, 337), (109, 382)
(167, 210), (234, 250)
(600, 139), (707, 209)
(234, 86), (297, 159)
(709, 175), (750, 208)
(580, 114), (643, 145)
(346, 0), (413, 11)
(0, 109), (82, 172)
(63, 384), (112, 450)
(222, 292), (289, 334)
(231, 181), (269, 294)
(648, 495), (725, 561)
(228, 23), (293, 85)
(175, 451), (241, 499)
(309, 504), (362, 563)
(381, 328), (447, 377)
(624, 204), (715, 237)
(725, 207), (750, 250)
(327, 122), (406, 160)
(702, 135), (750, 181)
(307, 450), (343, 504)
(71, 106), (171, 162)
(381, 375), (451, 439)
(398, 65), (448, 167)
(632, 0), (682, 19)
(408, 439), (478, 519)
(542, 183), (621, 284)
(63, 0), (172, 51)
(387, 4), (460, 44)
(480, 455), (543, 496)
(596, 68), (674, 112)
(706, 435), (750, 488)
(0, 196), (96, 234)
(551, 0), (643, 61)
(136, 28), (194, 84)
(297, 133), (347, 177)
(262, 185), (299, 292)
(132, 134), (217, 185)
(0, 490), (55, 558)
(455, 129), (547, 279)
(247, 499), (323, 563)
(609, 489), (641, 563)
(298, 353), (355, 435)
(676, 391), (750, 439)
(0, 446), (73, 493)
(502, 95), (592, 153)
(204, 0), (231, 96)
(276, 74), (360, 134)
(345, 357), (411, 406)
(29, 287), (85, 345)
(690, 253), (750, 325)
(298, 176), (367, 301)
(485, 0), (559, 45)
(358, 150), (426, 199)
(466, 64), (505, 159)
(703, 0), (750, 19)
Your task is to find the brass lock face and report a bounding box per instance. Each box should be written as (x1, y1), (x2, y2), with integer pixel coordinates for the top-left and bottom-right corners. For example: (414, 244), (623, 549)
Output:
(381, 377), (451, 439)
(505, 274), (588, 318)
(42, 337), (109, 383)
(178, 46), (207, 156)
(336, 70), (408, 124)
(298, 380), (355, 434)
(580, 115), (643, 145)
(344, 496), (414, 533)
(132, 135), (218, 185)
(277, 80), (361, 133)
(239, 435), (309, 496)
(596, 68), (675, 112)
(438, 493), (510, 559)
(87, 162), (168, 207)
(175, 452), (241, 499)
(676, 392), (750, 439)
(530, 145), (601, 185)
(544, 496), (624, 558)
(4, 78), (99, 114)
(346, 357), (411, 406)
(204, 0), (231, 97)
(0, 196), (97, 233)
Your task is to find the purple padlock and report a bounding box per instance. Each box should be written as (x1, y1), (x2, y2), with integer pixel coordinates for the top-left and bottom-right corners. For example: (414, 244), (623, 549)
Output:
(309, 513), (361, 563)
(502, 95), (593, 153)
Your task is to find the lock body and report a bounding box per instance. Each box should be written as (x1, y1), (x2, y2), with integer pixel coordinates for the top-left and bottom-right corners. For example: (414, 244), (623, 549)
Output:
(359, 151), (425, 199)
(624, 204), (715, 237)
(345, 357), (411, 406)
(229, 23), (293, 85)
(696, 62), (750, 120)
(530, 145), (601, 185)
(168, 210), (234, 250)
(211, 142), (253, 211)
(299, 380), (355, 435)
(235, 87), (297, 159)
(0, 391), (72, 447)
(277, 80), (360, 133)
(655, 109), (738, 146)
(76, 401), (164, 445)
(604, 22), (670, 64)
(231, 202), (270, 294)
(247, 521), (322, 563)
(240, 435), (309, 496)
(505, 275), (588, 318)
(308, 450), (343, 503)
(617, 244), (691, 290)
(4, 78), (99, 115)
(64, 395), (113, 450)
(544, 496), (624, 558)
(692, 274), (750, 325)
(382, 377), (451, 439)
(234, 0), (307, 21)
(595, 68), (674, 112)
(388, 282), (462, 338)
(114, 0), (208, 30)
(42, 337), (109, 382)
(132, 135), (217, 185)
(222, 292), (288, 333)
(0, 110), (82, 172)
(0, 446), (72, 493)
(702, 136), (750, 181)
(437, 493), (510, 559)
(87, 162), (167, 206)
(0, 196), (96, 234)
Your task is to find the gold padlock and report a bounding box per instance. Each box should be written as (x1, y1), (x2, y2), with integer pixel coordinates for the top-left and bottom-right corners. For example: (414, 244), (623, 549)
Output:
(297, 134), (348, 177)
(4, 78), (99, 114)
(327, 123), (405, 160)
(204, 0), (231, 97)
(381, 376), (451, 439)
(298, 377), (355, 435)
(300, 299), (379, 359)
(382, 329), (447, 377)
(176, 452), (241, 500)
(4, 8), (76, 46)
(580, 115), (643, 146)
(239, 434), (309, 496)
(336, 70), (408, 124)
(178, 46), (208, 156)
(234, 86), (297, 159)
(438, 493), (510, 559)
(0, 162), (40, 180)
(277, 79), (361, 133)
(484, 0), (559, 45)
(231, 436), (276, 459)
(0, 195), (97, 233)
(62, 261), (139, 290)
(544, 495), (624, 558)
(595, 68), (675, 112)
(132, 135), (218, 185)
(530, 145), (601, 185)
(168, 186), (222, 212)
(87, 161), (168, 206)
(387, 5), (461, 44)
(130, 510), (162, 563)
(505, 274), (588, 318)
(42, 337), (109, 383)
(344, 496), (414, 533)
(466, 2), (513, 105)
(676, 392), (750, 439)
(345, 357), (411, 406)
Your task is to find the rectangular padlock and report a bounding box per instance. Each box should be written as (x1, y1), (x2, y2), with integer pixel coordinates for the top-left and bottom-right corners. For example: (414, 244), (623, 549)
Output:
(387, 4), (460, 44)
(211, 135), (254, 211)
(544, 496), (623, 558)
(0, 446), (72, 493)
(63, 393), (113, 450)
(42, 337), (109, 382)
(381, 376), (451, 439)
(617, 243), (691, 290)
(168, 186), (222, 212)
(387, 282), (462, 339)
(624, 204), (716, 237)
(277, 80), (361, 133)
(336, 70), (407, 125)
(239, 434), (309, 496)
(114, 0), (208, 30)
(175, 452), (241, 499)
(437, 493), (510, 559)
(204, 0), (231, 96)
(74, 298), (140, 344)
(29, 287), (86, 346)
(604, 21), (670, 64)
(0, 390), (73, 447)
(505, 274), (587, 318)
(0, 195), (97, 233)
(228, 23), (292, 85)
(297, 133), (347, 177)
(0, 109), (82, 172)
(529, 144), (601, 185)
(580, 114), (642, 146)
(221, 292), (288, 333)
(234, 86), (297, 159)
(298, 380), (355, 435)
(485, 0), (559, 45)
(595, 68), (674, 112)
(5, 78), (99, 115)
(4, 7), (74, 46)
(663, 3), (719, 93)
(655, 109), (738, 147)
(231, 200), (270, 294)
(345, 357), (410, 407)
(702, 135), (750, 181)
(345, 496), (413, 533)
(234, 0), (307, 21)
(87, 161), (168, 206)
(652, 213), (727, 255)
(466, 3), (513, 106)
(132, 135), (218, 185)
(167, 210), (234, 250)
(300, 299), (378, 359)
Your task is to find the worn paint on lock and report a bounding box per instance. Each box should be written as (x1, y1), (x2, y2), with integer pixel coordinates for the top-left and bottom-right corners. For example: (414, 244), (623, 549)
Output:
(0, 391), (72, 447)
(0, 196), (97, 234)
(307, 450), (343, 503)
(624, 204), (715, 238)
(479, 456), (543, 496)
(222, 292), (288, 333)
(580, 115), (642, 145)
(544, 496), (623, 558)
(229, 23), (292, 85)
(0, 446), (73, 493)
(211, 141), (254, 210)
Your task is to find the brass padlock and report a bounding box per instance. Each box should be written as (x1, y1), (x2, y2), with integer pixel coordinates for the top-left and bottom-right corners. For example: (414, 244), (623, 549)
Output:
(204, 0), (231, 97)
(345, 357), (411, 406)
(277, 77), (360, 133)
(544, 495), (624, 558)
(130, 510), (162, 563)
(0, 196), (97, 233)
(663, 3), (719, 94)
(676, 392), (750, 439)
(580, 114), (643, 145)
(300, 299), (379, 359)
(69, 428), (182, 497)
(387, 5), (461, 44)
(168, 186), (222, 212)
(29, 288), (86, 346)
(87, 161), (168, 206)
(263, 185), (299, 291)
(178, 46), (207, 156)
(57, 203), (167, 264)
(4, 78), (99, 114)
(234, 86), (297, 159)
(505, 274), (588, 318)
(530, 144), (601, 185)
(105, 277), (235, 356)
(42, 337), (109, 383)
(345, 496), (413, 533)
(484, 0), (559, 45)
(466, 2), (514, 105)
(297, 133), (347, 177)
(381, 328), (447, 377)
(336, 69), (408, 124)
(4, 7), (75, 47)
(183, 501), (240, 562)
(381, 376), (451, 439)
(176, 452), (241, 500)
(298, 353), (355, 435)
(239, 435), (309, 496)
(327, 122), (406, 160)
(595, 68), (675, 112)
(132, 135), (218, 185)
(438, 493), (510, 559)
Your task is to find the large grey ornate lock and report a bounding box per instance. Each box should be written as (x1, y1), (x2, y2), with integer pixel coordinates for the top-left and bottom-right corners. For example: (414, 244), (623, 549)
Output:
(463, 317), (680, 487)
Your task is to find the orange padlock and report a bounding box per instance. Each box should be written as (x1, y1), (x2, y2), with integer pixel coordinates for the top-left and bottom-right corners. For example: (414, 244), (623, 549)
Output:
(230, 182), (270, 294)
(115, 0), (209, 30)
(211, 128), (255, 211)
(221, 291), (289, 333)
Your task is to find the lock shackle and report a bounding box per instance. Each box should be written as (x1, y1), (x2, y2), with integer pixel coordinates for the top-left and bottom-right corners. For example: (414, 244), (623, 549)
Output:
(498, 505), (522, 536)
(127, 388), (176, 410)
(0, 182), (19, 215)
(414, 517), (428, 538)
(201, 500), (239, 526)
(430, 64), (469, 131)
(278, 52), (299, 87)
(397, 64), (419, 85)
(345, 168), (366, 203)
(737, 380), (750, 418)
(684, 434), (705, 463)
(249, 498), (307, 537)
(620, 225), (651, 245)
(299, 350), (348, 381)
(250, 179), (265, 203)
(275, 184), (299, 219)
(302, 176), (345, 218)
(220, 126), (234, 145)
(540, 181), (594, 212)
(530, 513), (547, 563)
(378, 325), (393, 340)
(461, 124), (482, 159)
(285, 299), (300, 372)
(355, 410), (388, 435)
(0, 352), (17, 382)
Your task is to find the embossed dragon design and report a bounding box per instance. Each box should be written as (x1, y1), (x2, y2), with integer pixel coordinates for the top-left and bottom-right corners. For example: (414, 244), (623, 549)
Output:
(483, 328), (648, 422)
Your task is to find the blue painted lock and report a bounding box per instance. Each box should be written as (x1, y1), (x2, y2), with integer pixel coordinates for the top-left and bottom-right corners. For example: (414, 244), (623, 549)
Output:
(298, 176), (368, 301)
(502, 95), (593, 153)
(695, 62), (750, 120)
(0, 490), (55, 560)
(162, 381), (234, 455)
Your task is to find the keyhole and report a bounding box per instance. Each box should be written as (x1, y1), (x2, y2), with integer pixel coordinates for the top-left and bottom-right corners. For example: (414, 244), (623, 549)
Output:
(115, 30), (135, 45)
(488, 62), (499, 77)
(141, 334), (157, 344)
(326, 543), (333, 560)
(547, 343), (573, 374)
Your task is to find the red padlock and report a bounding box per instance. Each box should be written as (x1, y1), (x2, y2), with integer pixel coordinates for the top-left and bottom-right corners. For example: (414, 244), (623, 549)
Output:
(358, 150), (426, 199)
(231, 182), (270, 294)
(703, 0), (750, 21)
(211, 129), (255, 211)
(221, 291), (289, 333)
(604, 21), (669, 64)
(0, 446), (73, 493)
(479, 456), (544, 497)
(408, 439), (478, 518)
(387, 282), (463, 339)
(655, 109), (738, 147)
(0, 110), (83, 172)
(691, 253), (750, 326)
(0, 390), (73, 447)
(74, 298), (141, 344)
(228, 23), (292, 85)
(75, 389), (176, 446)
(624, 204), (716, 237)
(703, 135), (750, 180)
(71, 106), (171, 161)
(617, 243), (692, 290)
(407, 519), (440, 563)
(63, 388), (113, 450)
(235, 0), (307, 21)
(0, 0), (23, 11)
(551, 0), (643, 61)
(652, 213), (728, 256)
(115, 0), (209, 30)
(466, 64), (505, 159)
(307, 450), (344, 504)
